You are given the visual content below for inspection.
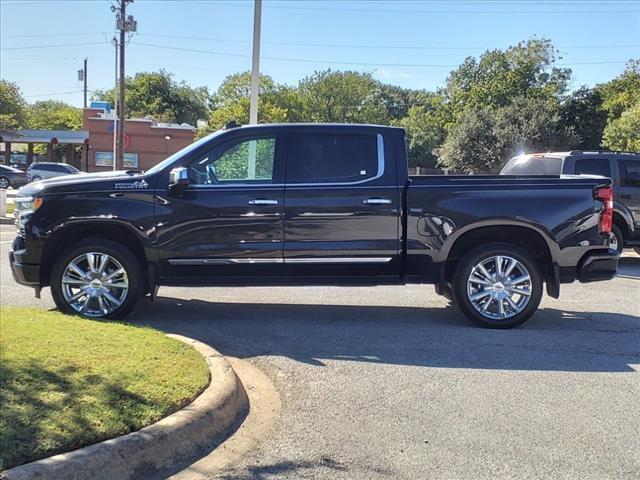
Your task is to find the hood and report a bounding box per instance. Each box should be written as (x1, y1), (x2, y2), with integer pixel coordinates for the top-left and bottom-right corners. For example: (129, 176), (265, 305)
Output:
(17, 170), (154, 197)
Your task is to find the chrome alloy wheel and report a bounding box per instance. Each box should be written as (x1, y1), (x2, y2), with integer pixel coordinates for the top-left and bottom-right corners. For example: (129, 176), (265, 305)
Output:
(61, 252), (129, 317)
(466, 255), (532, 320)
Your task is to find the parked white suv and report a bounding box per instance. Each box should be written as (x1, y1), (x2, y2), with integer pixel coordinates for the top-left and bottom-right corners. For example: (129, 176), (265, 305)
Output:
(27, 162), (83, 182)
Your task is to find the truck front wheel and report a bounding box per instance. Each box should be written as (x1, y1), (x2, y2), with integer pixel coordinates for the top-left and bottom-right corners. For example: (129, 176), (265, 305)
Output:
(50, 239), (143, 320)
(453, 244), (543, 329)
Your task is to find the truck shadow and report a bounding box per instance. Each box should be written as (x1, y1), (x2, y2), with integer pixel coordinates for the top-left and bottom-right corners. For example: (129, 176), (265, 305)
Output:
(132, 298), (640, 373)
(618, 255), (640, 279)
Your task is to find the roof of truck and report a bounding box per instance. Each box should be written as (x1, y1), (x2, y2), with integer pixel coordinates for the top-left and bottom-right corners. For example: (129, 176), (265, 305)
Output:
(223, 122), (405, 132)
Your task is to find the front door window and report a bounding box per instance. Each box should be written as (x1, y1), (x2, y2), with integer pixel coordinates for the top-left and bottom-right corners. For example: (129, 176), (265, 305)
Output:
(189, 137), (276, 185)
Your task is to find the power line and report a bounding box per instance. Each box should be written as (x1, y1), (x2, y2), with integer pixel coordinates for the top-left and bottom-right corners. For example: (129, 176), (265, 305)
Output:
(2, 31), (637, 53)
(3, 30), (638, 51)
(0, 42), (106, 51)
(205, 0), (639, 14)
(1, 32), (105, 39)
(137, 33), (640, 51)
(130, 41), (634, 69)
(24, 90), (85, 98)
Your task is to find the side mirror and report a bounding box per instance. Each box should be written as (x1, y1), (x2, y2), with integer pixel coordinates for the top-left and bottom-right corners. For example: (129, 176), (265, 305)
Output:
(169, 167), (189, 196)
(170, 167), (189, 186)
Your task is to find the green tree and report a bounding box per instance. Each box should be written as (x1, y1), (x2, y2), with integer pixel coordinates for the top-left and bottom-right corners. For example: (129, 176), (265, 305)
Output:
(374, 84), (423, 121)
(0, 80), (27, 130)
(204, 72), (293, 132)
(296, 70), (389, 124)
(440, 97), (578, 173)
(208, 97), (288, 131)
(559, 87), (607, 149)
(93, 70), (209, 126)
(27, 100), (82, 130)
(397, 93), (453, 168)
(597, 60), (640, 120)
(445, 38), (571, 115)
(602, 101), (640, 151)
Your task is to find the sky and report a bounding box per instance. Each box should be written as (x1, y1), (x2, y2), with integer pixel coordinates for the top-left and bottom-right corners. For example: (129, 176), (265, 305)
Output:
(1, 0), (639, 108)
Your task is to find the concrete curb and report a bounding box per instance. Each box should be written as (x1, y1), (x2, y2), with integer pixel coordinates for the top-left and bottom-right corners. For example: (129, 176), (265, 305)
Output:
(3, 335), (249, 480)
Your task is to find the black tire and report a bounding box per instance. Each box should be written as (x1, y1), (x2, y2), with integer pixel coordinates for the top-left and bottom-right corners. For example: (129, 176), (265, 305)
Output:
(453, 243), (543, 329)
(610, 224), (624, 255)
(31, 175), (42, 182)
(50, 239), (143, 320)
(0, 176), (10, 189)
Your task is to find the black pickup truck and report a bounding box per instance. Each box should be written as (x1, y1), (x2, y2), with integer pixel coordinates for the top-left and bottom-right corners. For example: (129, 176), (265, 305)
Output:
(10, 124), (618, 328)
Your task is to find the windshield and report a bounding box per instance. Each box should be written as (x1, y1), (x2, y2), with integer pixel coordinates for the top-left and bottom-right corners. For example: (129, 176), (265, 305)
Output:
(145, 129), (225, 175)
(501, 154), (564, 175)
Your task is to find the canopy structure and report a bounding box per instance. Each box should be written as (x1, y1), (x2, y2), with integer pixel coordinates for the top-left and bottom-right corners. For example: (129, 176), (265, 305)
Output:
(0, 129), (89, 168)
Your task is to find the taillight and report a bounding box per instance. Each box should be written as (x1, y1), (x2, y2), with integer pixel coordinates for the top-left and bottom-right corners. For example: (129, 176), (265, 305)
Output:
(594, 186), (613, 235)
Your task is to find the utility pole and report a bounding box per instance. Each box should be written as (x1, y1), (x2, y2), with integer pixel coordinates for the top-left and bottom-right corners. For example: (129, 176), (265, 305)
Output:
(78, 58), (88, 108)
(112, 0), (136, 167)
(249, 0), (262, 125)
(112, 37), (118, 171)
(83, 58), (88, 108)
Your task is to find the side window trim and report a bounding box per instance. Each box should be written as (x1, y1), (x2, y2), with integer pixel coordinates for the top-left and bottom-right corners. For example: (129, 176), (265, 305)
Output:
(286, 133), (384, 187)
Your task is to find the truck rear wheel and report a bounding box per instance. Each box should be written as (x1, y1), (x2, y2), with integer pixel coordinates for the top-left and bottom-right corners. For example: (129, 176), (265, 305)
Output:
(50, 239), (143, 320)
(453, 243), (543, 329)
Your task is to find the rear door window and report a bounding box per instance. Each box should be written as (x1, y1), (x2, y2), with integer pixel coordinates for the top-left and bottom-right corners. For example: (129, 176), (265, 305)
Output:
(620, 159), (640, 186)
(574, 158), (611, 177)
(501, 155), (563, 175)
(286, 133), (379, 184)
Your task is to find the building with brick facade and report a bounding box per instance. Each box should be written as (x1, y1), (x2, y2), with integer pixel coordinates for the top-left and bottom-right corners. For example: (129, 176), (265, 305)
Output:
(83, 105), (196, 172)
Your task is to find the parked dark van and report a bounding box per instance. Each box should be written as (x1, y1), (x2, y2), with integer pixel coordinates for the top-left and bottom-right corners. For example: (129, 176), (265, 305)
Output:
(502, 151), (640, 254)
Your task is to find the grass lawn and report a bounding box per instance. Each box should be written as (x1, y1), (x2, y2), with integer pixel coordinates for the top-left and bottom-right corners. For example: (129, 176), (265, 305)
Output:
(0, 307), (210, 470)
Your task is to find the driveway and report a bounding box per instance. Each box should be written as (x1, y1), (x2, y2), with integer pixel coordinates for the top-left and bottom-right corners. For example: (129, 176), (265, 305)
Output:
(1, 224), (639, 479)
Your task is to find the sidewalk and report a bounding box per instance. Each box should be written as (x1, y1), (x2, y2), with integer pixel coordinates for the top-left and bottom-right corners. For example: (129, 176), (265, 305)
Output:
(1, 188), (16, 224)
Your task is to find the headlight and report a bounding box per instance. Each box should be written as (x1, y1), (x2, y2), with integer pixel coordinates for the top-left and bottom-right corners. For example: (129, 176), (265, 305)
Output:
(14, 196), (44, 213)
(13, 196), (44, 229)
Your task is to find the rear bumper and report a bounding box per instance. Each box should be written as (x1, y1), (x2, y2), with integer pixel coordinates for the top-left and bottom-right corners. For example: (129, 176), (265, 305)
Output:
(578, 249), (619, 283)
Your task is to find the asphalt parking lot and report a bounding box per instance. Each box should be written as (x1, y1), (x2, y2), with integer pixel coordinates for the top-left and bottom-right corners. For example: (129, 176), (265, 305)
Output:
(1, 223), (639, 479)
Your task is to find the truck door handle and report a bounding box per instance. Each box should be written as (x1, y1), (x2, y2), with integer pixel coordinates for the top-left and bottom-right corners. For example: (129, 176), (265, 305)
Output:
(248, 199), (278, 205)
(362, 198), (392, 205)
(621, 194), (632, 199)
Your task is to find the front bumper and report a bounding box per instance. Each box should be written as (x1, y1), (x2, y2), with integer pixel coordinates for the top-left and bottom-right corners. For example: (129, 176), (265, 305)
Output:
(9, 236), (40, 287)
(578, 249), (619, 283)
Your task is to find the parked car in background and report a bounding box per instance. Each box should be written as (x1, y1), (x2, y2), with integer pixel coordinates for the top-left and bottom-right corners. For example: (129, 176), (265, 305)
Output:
(0, 165), (29, 189)
(501, 151), (640, 255)
(27, 162), (83, 182)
